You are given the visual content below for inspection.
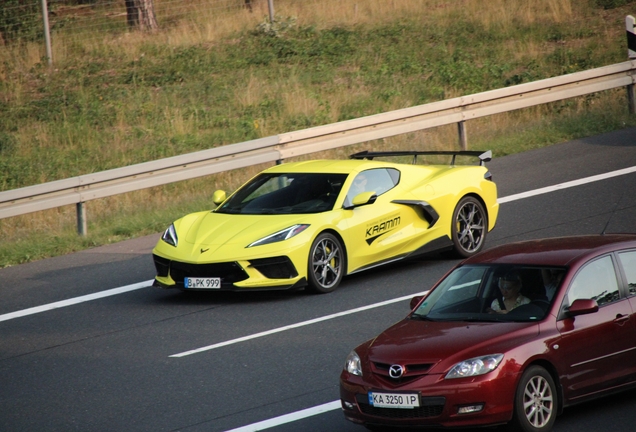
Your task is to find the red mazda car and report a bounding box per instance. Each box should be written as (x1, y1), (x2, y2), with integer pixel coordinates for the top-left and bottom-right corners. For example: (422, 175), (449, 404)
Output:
(340, 234), (636, 431)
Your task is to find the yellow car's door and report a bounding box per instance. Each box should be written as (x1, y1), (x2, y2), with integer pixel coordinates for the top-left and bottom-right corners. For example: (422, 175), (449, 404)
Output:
(339, 169), (427, 273)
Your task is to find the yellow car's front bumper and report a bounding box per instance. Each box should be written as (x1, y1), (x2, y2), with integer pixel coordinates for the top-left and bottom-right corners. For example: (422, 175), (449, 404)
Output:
(152, 254), (309, 291)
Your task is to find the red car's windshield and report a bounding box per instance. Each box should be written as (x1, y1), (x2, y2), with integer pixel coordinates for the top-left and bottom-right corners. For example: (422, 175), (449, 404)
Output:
(411, 264), (566, 322)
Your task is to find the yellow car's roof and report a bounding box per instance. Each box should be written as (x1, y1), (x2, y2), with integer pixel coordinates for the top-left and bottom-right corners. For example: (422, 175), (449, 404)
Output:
(262, 159), (399, 174)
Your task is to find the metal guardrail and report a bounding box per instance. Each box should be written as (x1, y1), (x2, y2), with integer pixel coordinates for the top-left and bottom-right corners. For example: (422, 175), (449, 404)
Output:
(1, 59), (635, 234)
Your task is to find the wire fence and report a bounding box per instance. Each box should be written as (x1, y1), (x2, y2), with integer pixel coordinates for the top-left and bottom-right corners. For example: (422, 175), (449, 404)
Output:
(0, 0), (288, 52)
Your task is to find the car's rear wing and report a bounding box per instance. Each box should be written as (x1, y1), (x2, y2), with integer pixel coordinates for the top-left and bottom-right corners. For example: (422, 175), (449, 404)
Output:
(349, 150), (492, 166)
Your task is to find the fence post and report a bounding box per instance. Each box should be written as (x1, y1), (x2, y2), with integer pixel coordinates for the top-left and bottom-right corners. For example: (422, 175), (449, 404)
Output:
(627, 16), (636, 114)
(39, 0), (53, 65)
(457, 121), (467, 150)
(76, 203), (87, 236)
(267, 0), (275, 22)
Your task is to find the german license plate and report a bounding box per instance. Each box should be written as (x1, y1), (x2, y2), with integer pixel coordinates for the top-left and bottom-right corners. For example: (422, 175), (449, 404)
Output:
(184, 277), (221, 289)
(368, 392), (420, 409)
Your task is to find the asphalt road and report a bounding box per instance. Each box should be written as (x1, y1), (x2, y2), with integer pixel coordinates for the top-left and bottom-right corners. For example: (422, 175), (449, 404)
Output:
(1, 127), (636, 432)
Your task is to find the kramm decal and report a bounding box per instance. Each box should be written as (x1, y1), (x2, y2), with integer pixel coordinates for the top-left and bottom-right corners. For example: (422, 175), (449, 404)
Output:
(365, 214), (401, 245)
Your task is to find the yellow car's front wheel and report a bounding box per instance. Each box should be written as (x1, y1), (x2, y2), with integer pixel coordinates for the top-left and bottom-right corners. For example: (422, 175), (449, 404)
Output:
(307, 232), (346, 294)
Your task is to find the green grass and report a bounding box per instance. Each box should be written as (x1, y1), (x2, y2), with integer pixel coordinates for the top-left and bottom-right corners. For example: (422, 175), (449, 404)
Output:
(1, 0), (636, 267)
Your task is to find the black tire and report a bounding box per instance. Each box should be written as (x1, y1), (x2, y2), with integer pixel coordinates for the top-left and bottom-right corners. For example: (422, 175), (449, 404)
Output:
(508, 366), (557, 432)
(451, 196), (487, 257)
(307, 232), (346, 294)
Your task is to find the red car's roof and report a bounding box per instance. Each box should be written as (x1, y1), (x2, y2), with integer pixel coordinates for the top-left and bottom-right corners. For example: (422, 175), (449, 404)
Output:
(462, 234), (636, 267)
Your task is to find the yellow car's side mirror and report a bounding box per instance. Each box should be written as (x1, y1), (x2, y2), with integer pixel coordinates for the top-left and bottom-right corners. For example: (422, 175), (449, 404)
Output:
(351, 191), (377, 207)
(212, 190), (227, 206)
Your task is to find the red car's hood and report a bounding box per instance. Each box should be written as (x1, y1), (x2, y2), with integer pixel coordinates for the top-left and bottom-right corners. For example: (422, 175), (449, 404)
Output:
(365, 318), (536, 374)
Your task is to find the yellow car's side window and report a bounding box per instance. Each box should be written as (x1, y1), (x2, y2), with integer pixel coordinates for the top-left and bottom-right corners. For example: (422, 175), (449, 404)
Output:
(345, 169), (400, 207)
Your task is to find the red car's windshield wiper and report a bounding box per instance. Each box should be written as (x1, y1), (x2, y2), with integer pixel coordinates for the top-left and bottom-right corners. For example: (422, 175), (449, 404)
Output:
(409, 313), (435, 321)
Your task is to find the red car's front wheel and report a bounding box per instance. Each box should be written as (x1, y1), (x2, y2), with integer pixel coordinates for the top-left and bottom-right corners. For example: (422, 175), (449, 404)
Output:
(508, 365), (557, 432)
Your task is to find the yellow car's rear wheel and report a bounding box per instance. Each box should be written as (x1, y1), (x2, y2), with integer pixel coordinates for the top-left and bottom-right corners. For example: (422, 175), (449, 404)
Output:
(307, 232), (345, 294)
(451, 196), (487, 257)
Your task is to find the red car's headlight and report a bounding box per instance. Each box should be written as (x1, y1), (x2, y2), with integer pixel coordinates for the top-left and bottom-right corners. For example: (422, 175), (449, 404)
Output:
(445, 354), (504, 379)
(344, 351), (362, 377)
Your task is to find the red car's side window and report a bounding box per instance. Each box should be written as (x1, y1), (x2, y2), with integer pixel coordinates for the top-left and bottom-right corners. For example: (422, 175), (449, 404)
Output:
(618, 251), (636, 297)
(566, 255), (620, 307)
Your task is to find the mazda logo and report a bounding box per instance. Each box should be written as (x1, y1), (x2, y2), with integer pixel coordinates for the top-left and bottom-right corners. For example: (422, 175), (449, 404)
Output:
(389, 364), (404, 379)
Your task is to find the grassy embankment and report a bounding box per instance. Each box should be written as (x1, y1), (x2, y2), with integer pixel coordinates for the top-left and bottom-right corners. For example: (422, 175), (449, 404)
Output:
(1, 0), (635, 267)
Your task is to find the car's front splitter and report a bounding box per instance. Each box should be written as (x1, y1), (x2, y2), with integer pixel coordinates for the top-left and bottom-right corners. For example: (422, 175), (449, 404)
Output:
(153, 277), (307, 292)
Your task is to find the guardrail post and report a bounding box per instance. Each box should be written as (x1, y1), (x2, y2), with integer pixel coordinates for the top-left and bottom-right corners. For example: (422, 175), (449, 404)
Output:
(457, 121), (468, 150)
(627, 16), (636, 114)
(39, 0), (53, 65)
(76, 202), (87, 236)
(628, 16), (636, 58)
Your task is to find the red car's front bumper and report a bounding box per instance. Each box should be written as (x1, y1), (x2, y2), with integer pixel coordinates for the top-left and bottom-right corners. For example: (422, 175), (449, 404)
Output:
(339, 369), (518, 429)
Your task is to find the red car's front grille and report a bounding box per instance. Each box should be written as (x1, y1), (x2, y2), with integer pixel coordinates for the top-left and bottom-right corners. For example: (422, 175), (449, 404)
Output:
(372, 361), (434, 384)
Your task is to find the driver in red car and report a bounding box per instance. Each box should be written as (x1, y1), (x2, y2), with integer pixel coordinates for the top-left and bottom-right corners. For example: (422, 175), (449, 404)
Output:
(488, 271), (530, 314)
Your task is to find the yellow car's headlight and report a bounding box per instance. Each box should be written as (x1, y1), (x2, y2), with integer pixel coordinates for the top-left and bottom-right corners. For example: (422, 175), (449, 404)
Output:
(161, 224), (178, 247)
(247, 224), (310, 248)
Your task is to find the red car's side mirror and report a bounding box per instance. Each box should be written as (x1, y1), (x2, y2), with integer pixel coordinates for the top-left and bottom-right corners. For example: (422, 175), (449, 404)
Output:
(567, 299), (599, 317)
(410, 296), (424, 310)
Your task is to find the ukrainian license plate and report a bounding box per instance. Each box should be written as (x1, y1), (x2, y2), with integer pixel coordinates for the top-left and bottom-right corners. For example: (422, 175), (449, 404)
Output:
(368, 392), (420, 409)
(184, 277), (221, 289)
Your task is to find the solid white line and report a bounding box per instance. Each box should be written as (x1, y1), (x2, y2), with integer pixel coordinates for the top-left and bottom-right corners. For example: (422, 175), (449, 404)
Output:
(0, 280), (154, 323)
(497, 166), (636, 204)
(169, 291), (429, 357)
(224, 400), (341, 432)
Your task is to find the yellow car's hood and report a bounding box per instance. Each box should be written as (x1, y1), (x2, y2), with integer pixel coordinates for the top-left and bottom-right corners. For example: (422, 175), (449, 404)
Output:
(181, 211), (310, 248)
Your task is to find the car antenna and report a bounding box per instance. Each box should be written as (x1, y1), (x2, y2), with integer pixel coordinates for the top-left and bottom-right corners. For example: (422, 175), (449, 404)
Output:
(601, 189), (625, 235)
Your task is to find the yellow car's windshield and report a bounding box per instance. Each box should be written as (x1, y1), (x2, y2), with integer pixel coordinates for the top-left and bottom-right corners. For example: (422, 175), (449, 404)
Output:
(216, 173), (347, 215)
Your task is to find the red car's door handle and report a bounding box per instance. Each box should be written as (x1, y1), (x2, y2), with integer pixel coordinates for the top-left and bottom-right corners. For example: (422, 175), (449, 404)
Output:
(614, 314), (630, 324)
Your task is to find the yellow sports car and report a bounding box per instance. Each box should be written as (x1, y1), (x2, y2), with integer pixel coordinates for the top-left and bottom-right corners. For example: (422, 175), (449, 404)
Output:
(152, 150), (499, 294)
